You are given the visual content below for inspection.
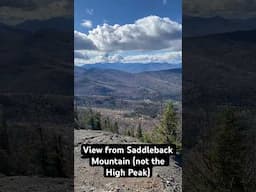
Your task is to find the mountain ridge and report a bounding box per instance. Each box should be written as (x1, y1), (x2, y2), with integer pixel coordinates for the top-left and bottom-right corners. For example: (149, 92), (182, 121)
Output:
(80, 63), (181, 73)
(75, 68), (182, 101)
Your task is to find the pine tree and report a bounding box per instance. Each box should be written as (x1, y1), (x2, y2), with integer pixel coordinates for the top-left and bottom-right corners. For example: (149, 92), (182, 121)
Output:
(113, 121), (119, 134)
(212, 109), (245, 191)
(105, 117), (111, 131)
(104, 119), (108, 130)
(90, 117), (95, 130)
(185, 108), (246, 192)
(137, 122), (143, 139)
(95, 113), (102, 130)
(157, 101), (178, 144)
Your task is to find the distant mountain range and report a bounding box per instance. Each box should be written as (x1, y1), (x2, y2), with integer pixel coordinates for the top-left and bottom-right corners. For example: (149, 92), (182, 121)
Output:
(183, 15), (256, 37)
(81, 63), (181, 73)
(75, 67), (181, 100)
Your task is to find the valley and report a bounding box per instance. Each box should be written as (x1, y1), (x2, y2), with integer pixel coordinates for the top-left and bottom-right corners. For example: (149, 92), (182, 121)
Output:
(75, 67), (182, 144)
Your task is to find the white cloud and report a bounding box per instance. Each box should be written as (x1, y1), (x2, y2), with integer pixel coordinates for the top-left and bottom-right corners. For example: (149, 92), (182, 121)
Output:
(123, 51), (181, 64)
(74, 15), (182, 64)
(81, 19), (92, 28)
(75, 15), (181, 52)
(163, 0), (167, 5)
(74, 50), (181, 65)
(74, 30), (97, 50)
(74, 51), (89, 59)
(86, 8), (94, 15)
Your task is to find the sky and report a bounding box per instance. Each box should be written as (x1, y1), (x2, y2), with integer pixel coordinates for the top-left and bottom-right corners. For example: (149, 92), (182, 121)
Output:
(74, 0), (182, 65)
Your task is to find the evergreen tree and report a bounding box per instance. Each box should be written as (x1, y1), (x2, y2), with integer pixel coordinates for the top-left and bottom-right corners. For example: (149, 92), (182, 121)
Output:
(127, 130), (131, 136)
(157, 101), (178, 144)
(104, 119), (108, 130)
(90, 117), (95, 130)
(212, 109), (245, 191)
(185, 108), (246, 192)
(95, 113), (102, 130)
(103, 117), (111, 131)
(136, 122), (143, 139)
(113, 121), (119, 134)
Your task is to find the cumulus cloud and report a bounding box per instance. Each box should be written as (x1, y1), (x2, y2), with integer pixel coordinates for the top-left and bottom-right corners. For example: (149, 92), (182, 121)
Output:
(81, 19), (92, 28)
(75, 15), (181, 52)
(74, 30), (97, 50)
(74, 51), (109, 65)
(74, 16), (182, 64)
(74, 51), (89, 59)
(163, 0), (168, 5)
(184, 0), (256, 18)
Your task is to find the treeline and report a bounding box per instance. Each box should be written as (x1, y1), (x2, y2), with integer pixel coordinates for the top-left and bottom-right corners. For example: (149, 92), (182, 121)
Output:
(124, 101), (181, 147)
(76, 101), (181, 147)
(0, 100), (73, 177)
(75, 108), (119, 133)
(184, 107), (256, 192)
(140, 101), (181, 148)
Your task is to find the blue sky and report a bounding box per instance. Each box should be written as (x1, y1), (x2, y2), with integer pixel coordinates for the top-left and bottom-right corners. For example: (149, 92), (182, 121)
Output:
(75, 0), (181, 33)
(74, 0), (182, 65)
